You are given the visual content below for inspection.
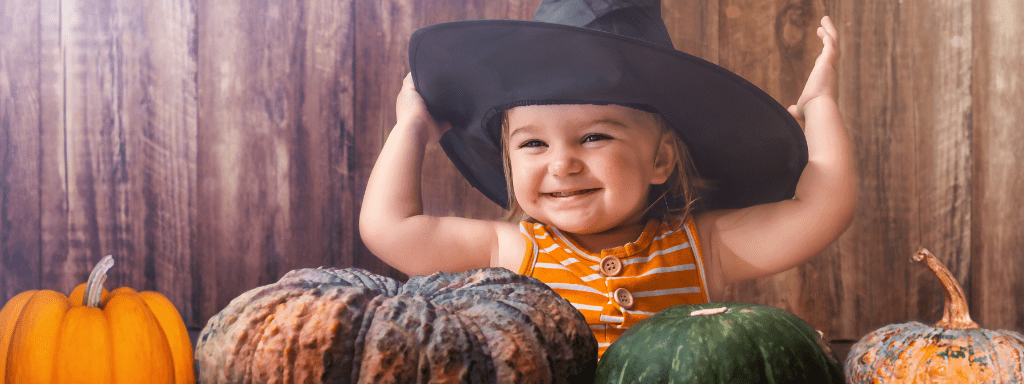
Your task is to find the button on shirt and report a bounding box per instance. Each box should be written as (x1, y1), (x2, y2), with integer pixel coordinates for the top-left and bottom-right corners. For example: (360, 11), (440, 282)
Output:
(518, 216), (710, 359)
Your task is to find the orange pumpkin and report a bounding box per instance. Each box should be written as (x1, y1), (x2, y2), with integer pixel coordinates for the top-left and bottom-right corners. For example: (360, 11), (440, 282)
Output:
(0, 256), (194, 384)
(845, 248), (1024, 383)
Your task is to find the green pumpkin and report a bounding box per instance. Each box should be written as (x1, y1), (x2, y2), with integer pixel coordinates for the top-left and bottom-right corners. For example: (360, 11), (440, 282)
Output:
(595, 303), (844, 383)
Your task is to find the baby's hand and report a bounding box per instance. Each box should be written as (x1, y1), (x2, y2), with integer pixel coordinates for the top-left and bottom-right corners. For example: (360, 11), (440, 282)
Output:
(788, 16), (839, 122)
(396, 72), (450, 142)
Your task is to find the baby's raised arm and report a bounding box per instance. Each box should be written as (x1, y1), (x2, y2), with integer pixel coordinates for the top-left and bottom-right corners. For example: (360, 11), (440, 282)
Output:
(698, 16), (856, 287)
(359, 74), (523, 276)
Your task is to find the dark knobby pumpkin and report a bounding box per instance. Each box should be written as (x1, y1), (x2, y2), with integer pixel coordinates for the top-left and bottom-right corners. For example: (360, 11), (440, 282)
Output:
(594, 302), (844, 383)
(0, 255), (194, 384)
(845, 248), (1024, 383)
(194, 267), (598, 383)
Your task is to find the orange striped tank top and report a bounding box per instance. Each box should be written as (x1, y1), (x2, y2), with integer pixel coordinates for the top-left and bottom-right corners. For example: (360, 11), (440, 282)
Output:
(517, 216), (710, 359)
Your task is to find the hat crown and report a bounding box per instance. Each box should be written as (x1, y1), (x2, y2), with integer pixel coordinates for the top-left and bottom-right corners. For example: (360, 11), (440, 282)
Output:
(532, 0), (675, 49)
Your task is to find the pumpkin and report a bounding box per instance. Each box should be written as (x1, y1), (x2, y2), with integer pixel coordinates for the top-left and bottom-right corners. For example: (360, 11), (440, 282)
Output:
(845, 248), (1024, 383)
(194, 267), (597, 383)
(0, 255), (194, 384)
(594, 302), (845, 383)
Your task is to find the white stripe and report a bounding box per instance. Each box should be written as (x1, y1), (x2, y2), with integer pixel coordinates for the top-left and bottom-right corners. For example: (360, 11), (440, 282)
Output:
(540, 244), (560, 253)
(605, 264), (696, 279)
(598, 342), (612, 347)
(550, 227), (601, 262)
(632, 287), (701, 297)
(534, 232), (550, 239)
(621, 243), (691, 266)
(535, 263), (603, 282)
(535, 262), (568, 270)
(561, 258), (582, 266)
(653, 227), (682, 241)
(683, 221), (712, 303)
(572, 303), (604, 312)
(600, 315), (624, 323)
(624, 309), (658, 316)
(546, 283), (604, 295)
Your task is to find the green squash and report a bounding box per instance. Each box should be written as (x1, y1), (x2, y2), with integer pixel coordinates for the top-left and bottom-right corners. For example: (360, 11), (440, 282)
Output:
(595, 303), (844, 383)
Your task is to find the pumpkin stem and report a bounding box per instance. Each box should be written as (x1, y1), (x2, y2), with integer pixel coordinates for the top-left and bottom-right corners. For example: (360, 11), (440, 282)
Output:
(912, 248), (978, 330)
(84, 255), (114, 307)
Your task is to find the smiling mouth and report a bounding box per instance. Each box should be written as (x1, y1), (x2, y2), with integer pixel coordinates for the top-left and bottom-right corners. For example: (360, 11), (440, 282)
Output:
(548, 189), (599, 198)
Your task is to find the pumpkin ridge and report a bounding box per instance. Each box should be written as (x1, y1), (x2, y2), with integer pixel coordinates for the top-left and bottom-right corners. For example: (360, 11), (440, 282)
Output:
(464, 300), (554, 383)
(719, 306), (778, 382)
(231, 290), (311, 383)
(974, 328), (1004, 379)
(358, 295), (434, 382)
(500, 296), (572, 380)
(250, 289), (324, 383)
(335, 268), (401, 295)
(768, 306), (843, 379)
(318, 287), (378, 384)
(419, 303), (475, 382)
(452, 308), (499, 382)
(349, 293), (389, 383)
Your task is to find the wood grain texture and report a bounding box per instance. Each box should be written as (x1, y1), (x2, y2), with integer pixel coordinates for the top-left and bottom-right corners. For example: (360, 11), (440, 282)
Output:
(307, 0), (358, 293)
(56, 0), (197, 315)
(37, 0), (68, 305)
(972, 0), (1024, 331)
(664, 0), (719, 63)
(830, 0), (973, 339)
(351, 0), (412, 282)
(0, 0), (43, 302)
(715, 0), (841, 333)
(195, 0), (356, 327)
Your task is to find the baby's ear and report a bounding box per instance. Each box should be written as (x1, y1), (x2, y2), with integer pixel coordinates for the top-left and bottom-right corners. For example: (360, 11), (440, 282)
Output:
(650, 132), (678, 185)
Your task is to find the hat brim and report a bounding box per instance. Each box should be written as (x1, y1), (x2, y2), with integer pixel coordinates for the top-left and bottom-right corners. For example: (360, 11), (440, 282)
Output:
(409, 19), (807, 211)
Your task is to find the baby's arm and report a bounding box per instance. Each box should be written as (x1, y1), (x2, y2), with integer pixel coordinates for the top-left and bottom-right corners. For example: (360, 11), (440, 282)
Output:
(698, 16), (856, 286)
(360, 74), (523, 276)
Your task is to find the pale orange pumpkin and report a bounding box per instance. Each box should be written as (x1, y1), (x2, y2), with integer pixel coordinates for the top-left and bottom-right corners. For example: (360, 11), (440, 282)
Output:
(0, 256), (194, 384)
(845, 248), (1024, 383)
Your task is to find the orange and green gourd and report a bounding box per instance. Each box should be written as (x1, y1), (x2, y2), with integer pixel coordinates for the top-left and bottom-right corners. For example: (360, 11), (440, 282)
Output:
(845, 248), (1024, 383)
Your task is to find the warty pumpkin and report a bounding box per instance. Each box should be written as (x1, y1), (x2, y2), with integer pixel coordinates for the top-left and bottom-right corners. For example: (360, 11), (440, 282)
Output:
(594, 302), (845, 383)
(0, 255), (194, 384)
(194, 267), (598, 384)
(845, 248), (1024, 383)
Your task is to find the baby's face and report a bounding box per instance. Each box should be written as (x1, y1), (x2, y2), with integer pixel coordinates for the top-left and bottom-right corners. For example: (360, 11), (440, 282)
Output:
(506, 104), (673, 234)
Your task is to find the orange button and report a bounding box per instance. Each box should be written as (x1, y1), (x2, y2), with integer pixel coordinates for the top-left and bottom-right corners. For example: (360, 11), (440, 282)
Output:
(613, 288), (634, 309)
(600, 255), (622, 276)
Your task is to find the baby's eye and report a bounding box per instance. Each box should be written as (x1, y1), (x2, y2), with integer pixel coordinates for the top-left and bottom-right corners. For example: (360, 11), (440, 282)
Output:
(582, 134), (611, 143)
(519, 140), (546, 148)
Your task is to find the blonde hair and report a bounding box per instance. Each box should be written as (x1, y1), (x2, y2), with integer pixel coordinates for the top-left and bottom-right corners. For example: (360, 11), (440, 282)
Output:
(500, 107), (709, 224)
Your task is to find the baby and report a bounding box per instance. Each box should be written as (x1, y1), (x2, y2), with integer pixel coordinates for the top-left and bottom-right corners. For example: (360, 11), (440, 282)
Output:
(360, 0), (855, 358)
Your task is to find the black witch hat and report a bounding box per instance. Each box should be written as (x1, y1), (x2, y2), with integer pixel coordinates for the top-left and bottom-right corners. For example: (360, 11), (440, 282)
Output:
(409, 0), (807, 210)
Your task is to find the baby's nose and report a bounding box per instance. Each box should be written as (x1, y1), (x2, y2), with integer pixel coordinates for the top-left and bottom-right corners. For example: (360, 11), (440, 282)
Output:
(548, 154), (583, 176)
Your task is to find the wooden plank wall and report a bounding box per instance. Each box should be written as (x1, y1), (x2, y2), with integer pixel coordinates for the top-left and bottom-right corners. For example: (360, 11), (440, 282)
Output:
(1, 0), (1022, 339)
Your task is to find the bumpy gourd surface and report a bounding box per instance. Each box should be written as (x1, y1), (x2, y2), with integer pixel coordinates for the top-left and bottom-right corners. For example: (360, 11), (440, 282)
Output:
(845, 321), (1024, 383)
(195, 267), (597, 384)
